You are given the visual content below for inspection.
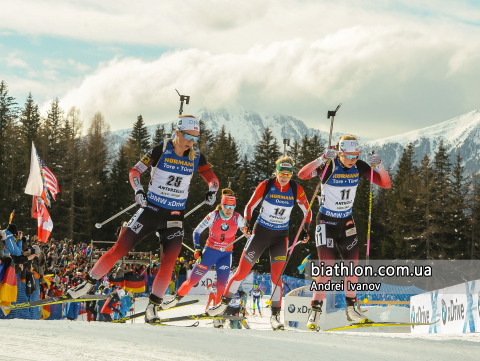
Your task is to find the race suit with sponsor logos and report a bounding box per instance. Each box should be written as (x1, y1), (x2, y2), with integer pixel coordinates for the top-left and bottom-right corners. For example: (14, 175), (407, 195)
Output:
(206, 281), (217, 310)
(249, 287), (264, 311)
(177, 210), (244, 304)
(298, 157), (391, 302)
(223, 178), (312, 309)
(90, 140), (219, 300)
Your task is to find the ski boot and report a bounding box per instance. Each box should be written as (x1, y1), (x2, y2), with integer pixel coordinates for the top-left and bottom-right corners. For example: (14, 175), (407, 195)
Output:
(270, 307), (284, 330)
(307, 300), (323, 331)
(145, 294), (162, 324)
(161, 292), (183, 310)
(206, 295), (231, 316)
(345, 297), (370, 323)
(253, 309), (256, 315)
(213, 318), (224, 328)
(66, 274), (98, 299)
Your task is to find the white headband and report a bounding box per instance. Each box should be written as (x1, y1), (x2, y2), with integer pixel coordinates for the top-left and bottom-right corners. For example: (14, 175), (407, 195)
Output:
(339, 139), (360, 153)
(177, 116), (200, 132)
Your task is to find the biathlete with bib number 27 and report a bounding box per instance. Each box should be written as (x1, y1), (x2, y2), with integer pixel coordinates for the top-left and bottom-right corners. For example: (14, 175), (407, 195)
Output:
(161, 189), (246, 329)
(207, 157), (312, 331)
(67, 115), (219, 324)
(298, 135), (391, 330)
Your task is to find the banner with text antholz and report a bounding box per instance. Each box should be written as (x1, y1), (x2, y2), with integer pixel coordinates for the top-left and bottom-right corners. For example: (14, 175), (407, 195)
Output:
(410, 279), (480, 334)
(186, 270), (216, 295)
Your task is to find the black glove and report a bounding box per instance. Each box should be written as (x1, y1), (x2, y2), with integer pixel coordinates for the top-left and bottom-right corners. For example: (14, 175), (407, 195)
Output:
(205, 190), (217, 206)
(299, 226), (310, 243)
(244, 219), (253, 237)
(135, 189), (147, 207)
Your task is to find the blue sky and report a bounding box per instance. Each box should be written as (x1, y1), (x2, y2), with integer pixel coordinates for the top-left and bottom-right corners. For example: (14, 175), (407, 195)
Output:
(1, 0), (480, 138)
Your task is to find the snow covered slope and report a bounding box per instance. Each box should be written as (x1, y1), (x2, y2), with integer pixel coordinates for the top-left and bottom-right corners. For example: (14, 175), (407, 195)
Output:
(2, 295), (479, 361)
(109, 108), (361, 158)
(362, 110), (480, 174)
(110, 108), (480, 174)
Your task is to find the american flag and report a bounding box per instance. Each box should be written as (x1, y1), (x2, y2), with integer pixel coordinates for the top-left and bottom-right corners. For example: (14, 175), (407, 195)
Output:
(37, 154), (60, 202)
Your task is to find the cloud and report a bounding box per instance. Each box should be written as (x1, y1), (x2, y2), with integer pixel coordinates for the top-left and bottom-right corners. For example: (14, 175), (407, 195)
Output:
(4, 0), (480, 137)
(1, 52), (29, 68)
(55, 23), (480, 137)
(2, 0), (479, 53)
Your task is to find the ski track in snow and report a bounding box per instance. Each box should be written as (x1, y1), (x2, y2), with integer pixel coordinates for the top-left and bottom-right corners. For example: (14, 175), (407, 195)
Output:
(1, 295), (479, 361)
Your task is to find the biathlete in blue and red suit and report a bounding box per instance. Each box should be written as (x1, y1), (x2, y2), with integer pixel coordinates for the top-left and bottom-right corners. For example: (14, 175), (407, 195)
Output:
(207, 157), (312, 331)
(67, 115), (219, 323)
(161, 189), (246, 310)
(298, 135), (391, 330)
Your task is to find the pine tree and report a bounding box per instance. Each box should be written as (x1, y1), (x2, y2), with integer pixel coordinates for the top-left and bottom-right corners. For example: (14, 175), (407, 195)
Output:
(152, 124), (166, 145)
(252, 127), (281, 183)
(45, 98), (64, 163)
(389, 143), (419, 258)
(0, 80), (19, 221)
(127, 115), (150, 159)
(450, 154), (469, 258)
(431, 140), (453, 258)
(416, 155), (435, 259)
(20, 93), (41, 146)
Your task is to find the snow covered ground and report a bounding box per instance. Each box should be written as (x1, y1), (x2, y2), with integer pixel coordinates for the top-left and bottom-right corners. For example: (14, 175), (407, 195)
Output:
(1, 295), (479, 361)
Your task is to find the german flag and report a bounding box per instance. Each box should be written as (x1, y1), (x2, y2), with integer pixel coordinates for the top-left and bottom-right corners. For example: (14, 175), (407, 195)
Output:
(124, 274), (145, 293)
(108, 275), (124, 289)
(0, 258), (18, 315)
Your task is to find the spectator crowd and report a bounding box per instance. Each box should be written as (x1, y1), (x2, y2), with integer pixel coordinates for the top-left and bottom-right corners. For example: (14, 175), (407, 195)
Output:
(0, 223), (197, 321)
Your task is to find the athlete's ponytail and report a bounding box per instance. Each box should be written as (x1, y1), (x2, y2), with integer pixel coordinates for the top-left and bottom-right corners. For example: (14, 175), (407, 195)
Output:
(215, 188), (235, 210)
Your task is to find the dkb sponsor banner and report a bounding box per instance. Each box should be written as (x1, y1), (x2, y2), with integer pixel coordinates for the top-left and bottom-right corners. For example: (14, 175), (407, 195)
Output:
(284, 295), (327, 328)
(410, 279), (479, 334)
(186, 270), (216, 295)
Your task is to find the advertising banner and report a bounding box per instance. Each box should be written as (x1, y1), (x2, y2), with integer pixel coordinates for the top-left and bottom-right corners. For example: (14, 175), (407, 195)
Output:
(410, 279), (479, 334)
(186, 270), (217, 295)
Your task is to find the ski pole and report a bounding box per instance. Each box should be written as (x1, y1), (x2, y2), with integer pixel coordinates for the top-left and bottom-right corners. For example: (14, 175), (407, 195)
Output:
(220, 234), (245, 252)
(359, 151), (375, 312)
(270, 103), (342, 302)
(95, 203), (137, 229)
(366, 150), (375, 265)
(184, 201), (206, 218)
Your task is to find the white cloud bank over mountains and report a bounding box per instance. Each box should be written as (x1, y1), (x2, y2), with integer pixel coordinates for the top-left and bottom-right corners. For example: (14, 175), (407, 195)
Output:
(2, 0), (480, 138)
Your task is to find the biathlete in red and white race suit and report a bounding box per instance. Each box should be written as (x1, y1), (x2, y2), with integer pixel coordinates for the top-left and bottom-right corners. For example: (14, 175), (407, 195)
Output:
(206, 279), (217, 310)
(298, 135), (391, 330)
(207, 157), (312, 331)
(67, 115), (219, 323)
(161, 189), (246, 315)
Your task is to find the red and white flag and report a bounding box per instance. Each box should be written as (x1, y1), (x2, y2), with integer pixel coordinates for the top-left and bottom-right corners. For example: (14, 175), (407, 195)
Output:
(25, 142), (60, 206)
(32, 196), (53, 243)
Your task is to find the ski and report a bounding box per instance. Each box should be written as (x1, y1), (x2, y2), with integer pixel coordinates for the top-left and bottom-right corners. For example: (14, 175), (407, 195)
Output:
(0, 294), (109, 313)
(151, 321), (200, 328)
(156, 313), (245, 323)
(111, 299), (200, 323)
(323, 321), (438, 332)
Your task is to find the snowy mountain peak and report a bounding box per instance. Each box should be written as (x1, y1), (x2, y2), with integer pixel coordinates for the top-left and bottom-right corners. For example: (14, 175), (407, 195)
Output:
(363, 109), (480, 174)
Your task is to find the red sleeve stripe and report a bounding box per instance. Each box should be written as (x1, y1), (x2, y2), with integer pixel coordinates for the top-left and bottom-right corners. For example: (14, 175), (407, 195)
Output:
(244, 181), (267, 220)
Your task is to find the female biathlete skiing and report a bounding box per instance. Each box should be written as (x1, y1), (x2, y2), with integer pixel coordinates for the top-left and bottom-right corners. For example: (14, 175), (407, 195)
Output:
(207, 157), (312, 330)
(161, 189), (246, 327)
(298, 135), (391, 330)
(67, 115), (219, 323)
